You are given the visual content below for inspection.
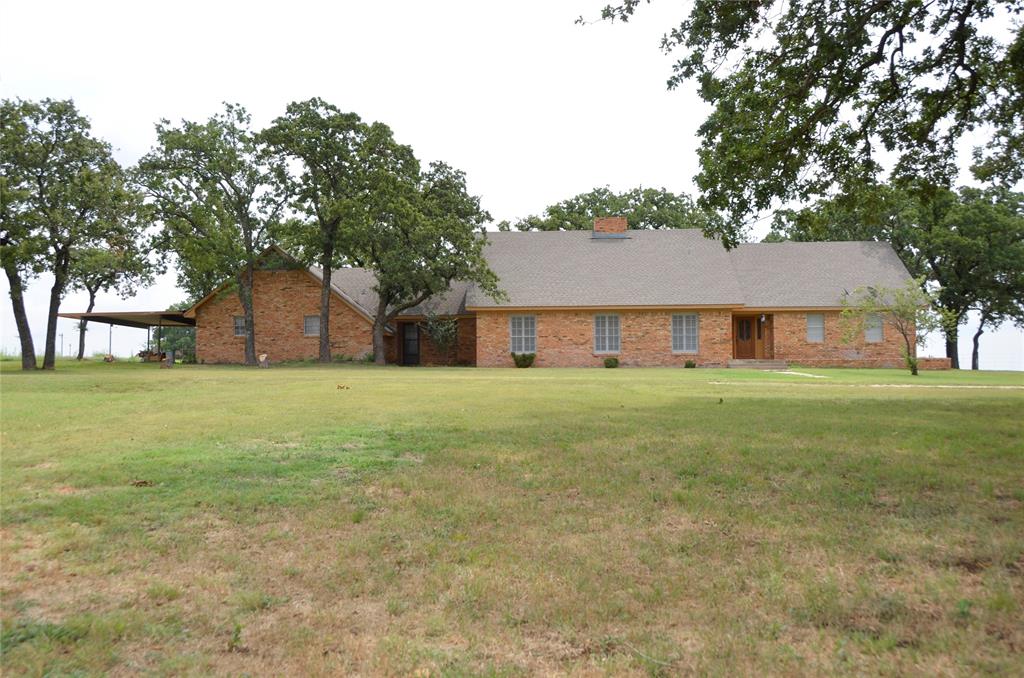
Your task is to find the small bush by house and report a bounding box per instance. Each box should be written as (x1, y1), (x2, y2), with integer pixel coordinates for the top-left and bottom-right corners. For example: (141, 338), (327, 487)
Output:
(512, 353), (535, 368)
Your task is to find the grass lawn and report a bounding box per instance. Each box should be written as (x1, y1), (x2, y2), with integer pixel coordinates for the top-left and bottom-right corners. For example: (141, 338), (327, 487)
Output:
(1, 361), (1022, 676)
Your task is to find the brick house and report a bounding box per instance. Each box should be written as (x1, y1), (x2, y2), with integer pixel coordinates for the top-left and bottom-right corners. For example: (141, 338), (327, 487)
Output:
(63, 218), (924, 368)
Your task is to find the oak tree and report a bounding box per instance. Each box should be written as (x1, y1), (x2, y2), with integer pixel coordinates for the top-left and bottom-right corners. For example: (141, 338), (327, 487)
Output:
(771, 183), (1024, 368)
(595, 1), (1023, 244)
(136, 104), (281, 366)
(1, 98), (144, 369)
(260, 99), (373, 363)
(349, 158), (502, 364)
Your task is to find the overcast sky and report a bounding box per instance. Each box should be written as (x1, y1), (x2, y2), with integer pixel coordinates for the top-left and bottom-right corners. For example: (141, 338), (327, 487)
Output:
(2, 0), (1021, 368)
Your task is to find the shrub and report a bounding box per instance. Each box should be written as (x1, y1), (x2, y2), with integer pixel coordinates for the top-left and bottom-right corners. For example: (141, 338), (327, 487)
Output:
(901, 346), (919, 375)
(511, 352), (535, 368)
(684, 360), (696, 368)
(604, 357), (619, 368)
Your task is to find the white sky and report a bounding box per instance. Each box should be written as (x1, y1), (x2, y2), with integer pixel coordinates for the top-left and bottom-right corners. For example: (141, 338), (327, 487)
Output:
(1, 0), (1021, 368)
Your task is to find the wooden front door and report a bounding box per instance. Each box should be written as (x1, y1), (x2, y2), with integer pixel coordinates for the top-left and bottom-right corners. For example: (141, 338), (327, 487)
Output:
(734, 316), (755, 358)
(401, 324), (420, 365)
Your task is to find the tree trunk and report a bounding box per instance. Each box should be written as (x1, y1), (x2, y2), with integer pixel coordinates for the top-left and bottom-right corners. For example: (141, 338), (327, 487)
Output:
(42, 257), (69, 370)
(944, 324), (959, 370)
(318, 250), (333, 363)
(971, 314), (988, 371)
(76, 288), (97, 360)
(373, 298), (389, 365)
(3, 260), (37, 370)
(239, 262), (257, 366)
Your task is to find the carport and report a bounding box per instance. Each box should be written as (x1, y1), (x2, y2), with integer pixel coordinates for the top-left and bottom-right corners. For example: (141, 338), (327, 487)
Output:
(57, 310), (195, 360)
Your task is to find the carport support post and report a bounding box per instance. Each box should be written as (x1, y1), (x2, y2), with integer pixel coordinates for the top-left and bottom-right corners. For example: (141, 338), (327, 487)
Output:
(108, 324), (112, 355)
(157, 320), (162, 354)
(146, 327), (150, 354)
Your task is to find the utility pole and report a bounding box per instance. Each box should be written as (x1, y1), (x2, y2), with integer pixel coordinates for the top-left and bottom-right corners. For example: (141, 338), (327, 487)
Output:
(108, 324), (113, 356)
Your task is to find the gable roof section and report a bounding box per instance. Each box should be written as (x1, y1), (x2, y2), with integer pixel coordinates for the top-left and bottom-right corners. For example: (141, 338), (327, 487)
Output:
(326, 268), (472, 317)
(730, 241), (913, 308)
(185, 245), (380, 327)
(465, 229), (913, 310)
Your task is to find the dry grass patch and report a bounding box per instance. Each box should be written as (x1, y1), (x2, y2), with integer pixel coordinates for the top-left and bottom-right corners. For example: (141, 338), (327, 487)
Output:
(1, 361), (1022, 675)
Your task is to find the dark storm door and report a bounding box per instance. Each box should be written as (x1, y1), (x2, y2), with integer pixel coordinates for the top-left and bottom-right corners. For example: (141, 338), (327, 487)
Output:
(734, 317), (755, 359)
(402, 324), (420, 365)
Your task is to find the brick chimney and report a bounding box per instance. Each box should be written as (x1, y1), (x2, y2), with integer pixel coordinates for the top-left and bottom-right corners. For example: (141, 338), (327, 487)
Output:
(593, 216), (628, 234)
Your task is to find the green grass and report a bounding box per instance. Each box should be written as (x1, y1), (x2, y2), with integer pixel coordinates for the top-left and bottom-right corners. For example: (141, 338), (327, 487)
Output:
(1, 360), (1022, 675)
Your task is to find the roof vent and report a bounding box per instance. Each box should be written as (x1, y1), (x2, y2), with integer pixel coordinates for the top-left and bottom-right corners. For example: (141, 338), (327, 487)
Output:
(592, 216), (629, 239)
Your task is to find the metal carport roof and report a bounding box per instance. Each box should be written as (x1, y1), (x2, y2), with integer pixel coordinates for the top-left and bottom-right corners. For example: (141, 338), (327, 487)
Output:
(57, 311), (195, 330)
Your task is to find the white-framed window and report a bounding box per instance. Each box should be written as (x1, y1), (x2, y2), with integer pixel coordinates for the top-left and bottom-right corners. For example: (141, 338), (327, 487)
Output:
(806, 313), (825, 343)
(865, 313), (884, 343)
(303, 315), (320, 336)
(672, 314), (699, 353)
(594, 314), (620, 353)
(510, 315), (536, 354)
(233, 316), (246, 337)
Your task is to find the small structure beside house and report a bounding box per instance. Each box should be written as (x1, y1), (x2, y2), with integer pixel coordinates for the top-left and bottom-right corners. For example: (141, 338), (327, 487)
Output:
(61, 218), (927, 368)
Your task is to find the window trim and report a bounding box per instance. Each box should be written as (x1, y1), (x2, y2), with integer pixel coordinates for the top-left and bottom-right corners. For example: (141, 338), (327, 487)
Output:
(593, 314), (621, 354)
(806, 313), (825, 343)
(864, 313), (884, 343)
(509, 314), (537, 354)
(232, 315), (246, 337)
(671, 313), (700, 354)
(303, 314), (320, 337)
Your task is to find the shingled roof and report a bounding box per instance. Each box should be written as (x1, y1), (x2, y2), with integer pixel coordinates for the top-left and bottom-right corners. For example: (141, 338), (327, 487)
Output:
(309, 266), (472, 318)
(320, 229), (913, 315)
(466, 229), (912, 309)
(729, 240), (913, 307)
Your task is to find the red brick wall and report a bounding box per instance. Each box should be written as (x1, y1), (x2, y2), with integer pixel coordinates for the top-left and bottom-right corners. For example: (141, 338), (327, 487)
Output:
(396, 317), (477, 366)
(918, 357), (952, 370)
(594, 216), (628, 233)
(476, 309), (733, 367)
(771, 311), (909, 367)
(195, 270), (376, 363)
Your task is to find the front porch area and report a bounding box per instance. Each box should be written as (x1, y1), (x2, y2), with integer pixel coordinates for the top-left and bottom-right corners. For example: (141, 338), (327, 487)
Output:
(729, 313), (787, 369)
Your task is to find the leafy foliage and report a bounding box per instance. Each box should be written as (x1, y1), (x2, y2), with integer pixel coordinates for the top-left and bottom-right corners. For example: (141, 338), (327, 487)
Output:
(1, 98), (149, 369)
(152, 301), (196, 363)
(595, 1), (1023, 243)
(136, 103), (281, 366)
(424, 313), (459, 363)
(349, 159), (503, 364)
(503, 186), (721, 234)
(841, 279), (951, 375)
(260, 99), (384, 363)
(771, 183), (1024, 367)
(603, 357), (619, 368)
(512, 352), (536, 368)
(69, 244), (156, 359)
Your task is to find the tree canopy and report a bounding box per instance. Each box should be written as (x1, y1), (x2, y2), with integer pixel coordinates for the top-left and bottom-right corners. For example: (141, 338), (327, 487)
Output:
(502, 186), (721, 233)
(136, 103), (281, 366)
(1, 98), (148, 369)
(596, 0), (1023, 244)
(260, 99), (382, 363)
(69, 236), (156, 360)
(350, 160), (502, 363)
(770, 183), (1024, 368)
